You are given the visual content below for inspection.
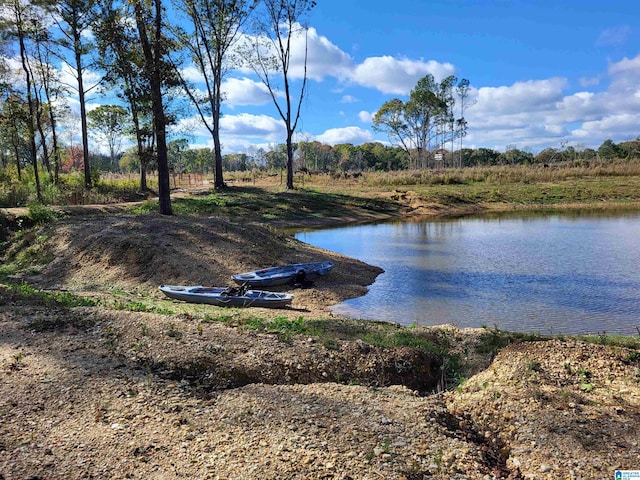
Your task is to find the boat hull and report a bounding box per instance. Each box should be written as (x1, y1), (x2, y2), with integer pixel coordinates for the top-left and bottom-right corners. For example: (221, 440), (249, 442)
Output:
(232, 261), (334, 287)
(159, 285), (294, 308)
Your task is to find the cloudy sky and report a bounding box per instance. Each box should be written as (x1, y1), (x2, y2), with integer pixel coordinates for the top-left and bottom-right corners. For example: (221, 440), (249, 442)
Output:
(109, 0), (640, 155)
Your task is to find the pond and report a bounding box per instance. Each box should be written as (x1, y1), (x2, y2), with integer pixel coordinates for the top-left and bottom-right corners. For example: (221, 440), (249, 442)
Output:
(295, 211), (640, 335)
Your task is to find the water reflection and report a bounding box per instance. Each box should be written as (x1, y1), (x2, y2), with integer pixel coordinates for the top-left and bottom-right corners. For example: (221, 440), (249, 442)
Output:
(296, 211), (640, 335)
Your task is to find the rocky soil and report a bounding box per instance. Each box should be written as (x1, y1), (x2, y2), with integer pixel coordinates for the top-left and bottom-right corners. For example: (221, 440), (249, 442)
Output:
(1, 213), (639, 479)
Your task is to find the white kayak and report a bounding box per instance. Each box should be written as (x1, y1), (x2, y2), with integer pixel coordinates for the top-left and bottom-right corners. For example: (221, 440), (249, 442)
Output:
(232, 261), (334, 287)
(159, 285), (294, 308)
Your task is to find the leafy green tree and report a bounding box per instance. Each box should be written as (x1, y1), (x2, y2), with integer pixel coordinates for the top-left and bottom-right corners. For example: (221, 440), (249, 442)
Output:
(534, 148), (559, 164)
(167, 138), (189, 173)
(173, 0), (256, 189)
(264, 144), (287, 171)
(297, 140), (336, 172)
(333, 143), (358, 172)
(119, 146), (140, 173)
(0, 33), (9, 95)
(94, 1), (154, 191)
(618, 138), (640, 159)
(223, 153), (250, 171)
(597, 139), (620, 160)
(501, 148), (534, 165)
(373, 98), (411, 163)
(470, 147), (500, 166)
(364, 142), (406, 171)
(582, 148), (597, 161)
(437, 74), (457, 165)
(88, 105), (129, 171)
(245, 0), (316, 189)
(454, 148), (472, 167)
(0, 93), (30, 180)
(374, 74), (465, 169)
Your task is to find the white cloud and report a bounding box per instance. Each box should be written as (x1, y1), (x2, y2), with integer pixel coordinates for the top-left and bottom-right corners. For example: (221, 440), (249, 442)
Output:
(472, 78), (568, 115)
(292, 26), (353, 81)
(177, 47), (640, 153)
(220, 113), (285, 140)
(315, 126), (374, 145)
(358, 111), (373, 123)
(608, 55), (640, 92)
(179, 65), (204, 83)
(222, 77), (273, 106)
(596, 25), (631, 47)
(579, 76), (601, 87)
(247, 24), (457, 96)
(460, 53), (640, 152)
(572, 113), (640, 140)
(234, 25), (455, 97)
(171, 113), (285, 153)
(340, 95), (357, 104)
(59, 63), (101, 95)
(350, 56), (456, 95)
(240, 25), (353, 82)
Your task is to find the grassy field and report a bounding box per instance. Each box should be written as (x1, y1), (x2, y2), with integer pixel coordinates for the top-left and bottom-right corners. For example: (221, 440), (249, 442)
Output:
(123, 160), (640, 224)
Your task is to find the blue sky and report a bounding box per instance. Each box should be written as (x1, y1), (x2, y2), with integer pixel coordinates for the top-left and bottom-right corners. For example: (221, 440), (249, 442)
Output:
(100, 0), (640, 155)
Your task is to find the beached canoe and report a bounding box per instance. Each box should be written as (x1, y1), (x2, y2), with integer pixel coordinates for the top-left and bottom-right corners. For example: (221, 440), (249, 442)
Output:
(159, 285), (294, 308)
(231, 261), (334, 287)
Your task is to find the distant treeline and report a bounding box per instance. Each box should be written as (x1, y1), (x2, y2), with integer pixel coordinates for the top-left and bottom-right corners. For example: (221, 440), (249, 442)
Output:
(113, 137), (640, 175)
(4, 137), (639, 182)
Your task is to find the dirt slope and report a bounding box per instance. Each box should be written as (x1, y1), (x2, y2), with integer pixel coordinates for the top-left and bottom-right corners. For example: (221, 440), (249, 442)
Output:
(4, 214), (382, 311)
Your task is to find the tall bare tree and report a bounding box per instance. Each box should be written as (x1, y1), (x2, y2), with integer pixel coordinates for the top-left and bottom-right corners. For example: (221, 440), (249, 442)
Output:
(245, 0), (315, 189)
(32, 28), (67, 183)
(88, 104), (129, 170)
(455, 78), (473, 168)
(2, 0), (43, 200)
(49, 0), (99, 188)
(173, 0), (256, 189)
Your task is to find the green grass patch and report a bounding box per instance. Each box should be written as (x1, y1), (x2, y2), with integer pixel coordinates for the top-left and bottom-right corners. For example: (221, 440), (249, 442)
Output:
(112, 300), (175, 315)
(575, 332), (640, 350)
(130, 186), (400, 224)
(8, 282), (97, 308)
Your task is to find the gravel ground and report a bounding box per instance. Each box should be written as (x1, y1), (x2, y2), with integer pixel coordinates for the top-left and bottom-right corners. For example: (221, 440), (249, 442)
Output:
(1, 215), (640, 479)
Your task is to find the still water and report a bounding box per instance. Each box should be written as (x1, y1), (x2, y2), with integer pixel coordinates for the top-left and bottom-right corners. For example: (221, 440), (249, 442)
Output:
(296, 212), (640, 335)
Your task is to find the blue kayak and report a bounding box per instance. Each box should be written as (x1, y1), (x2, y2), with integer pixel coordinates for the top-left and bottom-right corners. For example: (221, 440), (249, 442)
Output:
(232, 261), (334, 287)
(159, 285), (294, 308)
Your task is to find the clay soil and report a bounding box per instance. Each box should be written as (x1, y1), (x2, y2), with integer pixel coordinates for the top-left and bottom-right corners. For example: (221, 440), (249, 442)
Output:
(1, 207), (640, 479)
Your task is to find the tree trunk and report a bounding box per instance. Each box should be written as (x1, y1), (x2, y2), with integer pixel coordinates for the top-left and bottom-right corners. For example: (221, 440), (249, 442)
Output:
(286, 131), (294, 189)
(213, 104), (224, 189)
(213, 57), (225, 189)
(75, 43), (92, 189)
(17, 16), (42, 202)
(134, 0), (171, 215)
